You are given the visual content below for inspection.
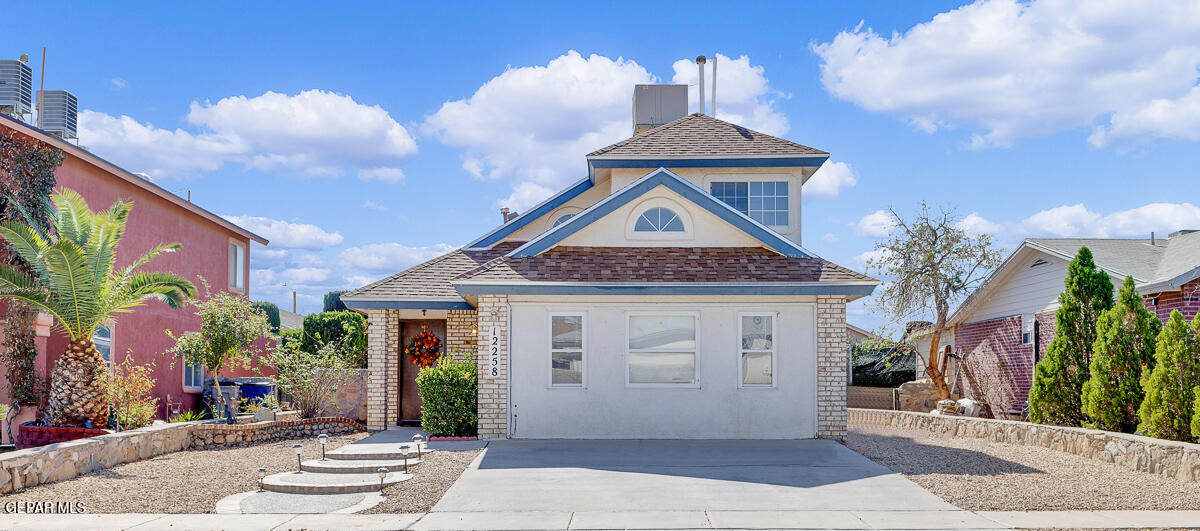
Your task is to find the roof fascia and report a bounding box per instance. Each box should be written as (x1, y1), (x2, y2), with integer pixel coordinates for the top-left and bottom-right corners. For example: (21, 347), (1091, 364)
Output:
(341, 298), (474, 311)
(587, 155), (828, 169)
(451, 281), (875, 297)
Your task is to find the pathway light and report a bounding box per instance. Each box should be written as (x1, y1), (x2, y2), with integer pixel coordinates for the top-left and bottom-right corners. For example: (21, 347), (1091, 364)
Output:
(377, 467), (389, 491)
(257, 467), (268, 491)
(292, 443), (303, 471)
(318, 434), (329, 460)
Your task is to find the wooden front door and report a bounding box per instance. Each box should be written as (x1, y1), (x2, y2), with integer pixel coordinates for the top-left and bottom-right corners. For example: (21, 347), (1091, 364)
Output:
(399, 319), (446, 423)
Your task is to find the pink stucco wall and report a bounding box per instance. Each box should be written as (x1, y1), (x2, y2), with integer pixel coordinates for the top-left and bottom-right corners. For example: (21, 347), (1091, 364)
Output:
(2, 127), (272, 421)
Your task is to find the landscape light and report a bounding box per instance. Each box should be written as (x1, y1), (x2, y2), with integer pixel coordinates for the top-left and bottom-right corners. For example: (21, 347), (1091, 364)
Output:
(377, 467), (388, 491)
(318, 434), (329, 460)
(412, 434), (425, 458)
(400, 446), (410, 473)
(257, 467), (268, 491)
(292, 444), (303, 471)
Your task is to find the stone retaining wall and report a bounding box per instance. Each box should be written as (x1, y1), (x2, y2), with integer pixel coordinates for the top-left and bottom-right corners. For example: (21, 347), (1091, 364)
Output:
(849, 408), (1200, 484)
(0, 416), (365, 493)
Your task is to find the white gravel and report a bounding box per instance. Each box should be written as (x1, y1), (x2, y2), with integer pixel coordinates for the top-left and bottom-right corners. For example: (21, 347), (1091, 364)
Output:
(847, 425), (1200, 511)
(363, 448), (480, 514)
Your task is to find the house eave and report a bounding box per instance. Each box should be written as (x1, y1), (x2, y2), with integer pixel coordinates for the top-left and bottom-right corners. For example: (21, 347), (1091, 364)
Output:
(451, 280), (877, 298)
(341, 297), (474, 311)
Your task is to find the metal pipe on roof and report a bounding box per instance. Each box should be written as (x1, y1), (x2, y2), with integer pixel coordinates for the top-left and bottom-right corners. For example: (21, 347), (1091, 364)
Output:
(696, 56), (707, 115)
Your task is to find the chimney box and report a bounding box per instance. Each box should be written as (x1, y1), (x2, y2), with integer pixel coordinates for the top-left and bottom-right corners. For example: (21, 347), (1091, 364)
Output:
(632, 84), (687, 134)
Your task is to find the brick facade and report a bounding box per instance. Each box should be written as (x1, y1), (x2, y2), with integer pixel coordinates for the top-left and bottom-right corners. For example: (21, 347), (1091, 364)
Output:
(817, 295), (848, 440)
(475, 295), (509, 439)
(1146, 278), (1200, 323)
(364, 309), (400, 431)
(446, 309), (479, 354)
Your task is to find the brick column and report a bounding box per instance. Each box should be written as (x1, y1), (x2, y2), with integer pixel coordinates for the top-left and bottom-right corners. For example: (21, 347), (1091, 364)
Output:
(365, 309), (400, 431)
(817, 296), (848, 440)
(446, 309), (479, 355)
(475, 295), (508, 439)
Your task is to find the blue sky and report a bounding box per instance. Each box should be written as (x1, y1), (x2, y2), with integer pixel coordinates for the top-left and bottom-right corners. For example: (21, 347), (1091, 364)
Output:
(6, 1), (1200, 331)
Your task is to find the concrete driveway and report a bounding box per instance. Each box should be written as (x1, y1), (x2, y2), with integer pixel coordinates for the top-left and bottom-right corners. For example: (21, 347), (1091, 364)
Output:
(433, 439), (954, 513)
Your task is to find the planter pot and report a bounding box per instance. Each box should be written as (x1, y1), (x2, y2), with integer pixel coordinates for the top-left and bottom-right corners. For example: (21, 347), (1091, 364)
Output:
(17, 421), (109, 449)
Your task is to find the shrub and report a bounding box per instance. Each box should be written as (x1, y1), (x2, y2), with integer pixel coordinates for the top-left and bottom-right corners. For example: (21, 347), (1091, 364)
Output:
(301, 311), (366, 367)
(323, 291), (348, 312)
(416, 351), (477, 437)
(105, 355), (160, 431)
(1138, 310), (1200, 441)
(1082, 276), (1160, 432)
(267, 338), (355, 418)
(252, 301), (281, 333)
(169, 410), (204, 423)
(280, 328), (302, 348)
(1029, 247), (1114, 426)
(1193, 388), (1200, 441)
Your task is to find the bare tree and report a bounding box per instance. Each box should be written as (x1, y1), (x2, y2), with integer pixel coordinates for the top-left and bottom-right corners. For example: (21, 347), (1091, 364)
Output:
(868, 202), (1001, 400)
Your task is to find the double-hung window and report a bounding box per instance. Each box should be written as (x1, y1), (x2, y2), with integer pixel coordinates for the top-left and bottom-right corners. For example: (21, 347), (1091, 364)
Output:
(93, 325), (113, 365)
(229, 242), (246, 292)
(550, 314), (584, 387)
(739, 314), (775, 387)
(184, 359), (203, 393)
(627, 313), (698, 386)
(710, 181), (789, 226)
(1021, 314), (1035, 345)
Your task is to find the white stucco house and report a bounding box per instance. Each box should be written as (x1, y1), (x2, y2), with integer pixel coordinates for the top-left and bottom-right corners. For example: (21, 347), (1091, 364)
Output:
(342, 85), (877, 440)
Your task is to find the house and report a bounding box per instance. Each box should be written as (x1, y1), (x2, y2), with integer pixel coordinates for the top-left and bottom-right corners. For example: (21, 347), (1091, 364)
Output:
(342, 85), (877, 440)
(913, 231), (1200, 414)
(0, 113), (268, 422)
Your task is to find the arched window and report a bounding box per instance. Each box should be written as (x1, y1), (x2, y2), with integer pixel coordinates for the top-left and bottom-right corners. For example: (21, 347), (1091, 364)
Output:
(634, 207), (685, 232)
(552, 213), (575, 227)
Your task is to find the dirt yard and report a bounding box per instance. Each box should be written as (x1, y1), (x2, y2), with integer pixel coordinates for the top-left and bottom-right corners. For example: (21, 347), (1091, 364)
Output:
(847, 425), (1200, 511)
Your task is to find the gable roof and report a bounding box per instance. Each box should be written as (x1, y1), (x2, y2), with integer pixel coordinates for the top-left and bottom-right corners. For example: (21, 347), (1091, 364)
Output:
(509, 167), (814, 259)
(0, 113), (267, 244)
(588, 114), (827, 159)
(465, 178), (592, 250)
(340, 242), (522, 309)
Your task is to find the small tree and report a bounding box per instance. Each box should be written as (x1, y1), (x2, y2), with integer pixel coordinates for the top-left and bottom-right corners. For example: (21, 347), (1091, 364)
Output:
(1028, 247), (1114, 427)
(167, 286), (273, 418)
(105, 354), (159, 431)
(252, 301), (281, 333)
(1192, 388), (1200, 441)
(1138, 310), (1200, 441)
(323, 290), (347, 312)
(1081, 276), (1160, 432)
(868, 202), (1001, 399)
(266, 336), (355, 418)
(300, 311), (367, 367)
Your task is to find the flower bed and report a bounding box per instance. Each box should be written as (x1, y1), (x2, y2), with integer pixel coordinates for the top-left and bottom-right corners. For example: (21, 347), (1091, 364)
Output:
(16, 422), (110, 449)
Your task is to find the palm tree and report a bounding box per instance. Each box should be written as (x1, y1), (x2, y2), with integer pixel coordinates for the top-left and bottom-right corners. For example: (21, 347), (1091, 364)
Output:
(0, 189), (196, 427)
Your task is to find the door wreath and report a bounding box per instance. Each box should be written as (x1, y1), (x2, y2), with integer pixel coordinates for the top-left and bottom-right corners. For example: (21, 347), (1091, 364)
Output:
(404, 328), (442, 368)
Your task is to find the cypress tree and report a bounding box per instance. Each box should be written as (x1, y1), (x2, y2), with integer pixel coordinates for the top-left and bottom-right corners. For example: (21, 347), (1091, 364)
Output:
(1082, 276), (1161, 432)
(1138, 310), (1200, 441)
(1192, 388), (1200, 442)
(1028, 247), (1113, 426)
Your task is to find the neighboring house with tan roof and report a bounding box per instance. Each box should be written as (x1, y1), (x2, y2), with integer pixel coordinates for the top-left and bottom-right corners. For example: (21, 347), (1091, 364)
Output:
(912, 230), (1200, 416)
(343, 85), (878, 440)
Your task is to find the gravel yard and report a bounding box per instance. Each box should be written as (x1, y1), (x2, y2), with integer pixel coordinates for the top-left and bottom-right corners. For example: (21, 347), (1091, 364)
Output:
(363, 448), (480, 514)
(847, 425), (1200, 511)
(0, 434), (375, 513)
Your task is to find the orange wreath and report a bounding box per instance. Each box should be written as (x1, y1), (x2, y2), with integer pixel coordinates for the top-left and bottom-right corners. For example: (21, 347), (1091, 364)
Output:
(404, 329), (442, 368)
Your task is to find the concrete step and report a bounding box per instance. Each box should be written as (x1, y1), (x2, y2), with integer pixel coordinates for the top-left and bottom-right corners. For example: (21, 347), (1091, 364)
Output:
(215, 490), (385, 514)
(301, 457), (423, 474)
(261, 471), (411, 494)
(327, 442), (432, 461)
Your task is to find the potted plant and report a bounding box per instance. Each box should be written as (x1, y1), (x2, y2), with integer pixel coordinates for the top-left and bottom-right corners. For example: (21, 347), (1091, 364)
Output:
(0, 189), (195, 447)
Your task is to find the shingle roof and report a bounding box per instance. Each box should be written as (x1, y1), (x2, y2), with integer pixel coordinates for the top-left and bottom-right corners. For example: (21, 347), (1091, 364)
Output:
(455, 247), (875, 284)
(1026, 238), (1166, 282)
(343, 242), (524, 300)
(586, 114), (827, 159)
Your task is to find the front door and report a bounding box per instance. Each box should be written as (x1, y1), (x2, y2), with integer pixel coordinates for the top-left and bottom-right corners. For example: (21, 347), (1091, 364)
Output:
(399, 319), (446, 423)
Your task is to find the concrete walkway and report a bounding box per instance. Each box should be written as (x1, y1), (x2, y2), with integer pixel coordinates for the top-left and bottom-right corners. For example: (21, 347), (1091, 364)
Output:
(4, 510), (1200, 529)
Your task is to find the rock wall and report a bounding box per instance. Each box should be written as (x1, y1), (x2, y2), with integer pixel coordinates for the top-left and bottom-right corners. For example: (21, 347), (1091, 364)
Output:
(849, 408), (1200, 484)
(320, 369), (368, 421)
(0, 416), (365, 493)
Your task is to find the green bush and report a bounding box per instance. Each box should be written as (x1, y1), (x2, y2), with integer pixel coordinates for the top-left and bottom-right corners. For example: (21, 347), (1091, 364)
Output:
(323, 291), (348, 312)
(1192, 387), (1200, 441)
(416, 352), (477, 437)
(1138, 310), (1200, 441)
(1082, 276), (1160, 432)
(301, 311), (366, 367)
(280, 328), (302, 349)
(1029, 247), (1114, 427)
(252, 301), (281, 333)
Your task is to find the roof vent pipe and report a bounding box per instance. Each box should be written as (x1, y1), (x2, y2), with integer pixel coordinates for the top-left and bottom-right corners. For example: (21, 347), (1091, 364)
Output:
(696, 56), (707, 115)
(711, 54), (717, 117)
(1151, 232), (1156, 246)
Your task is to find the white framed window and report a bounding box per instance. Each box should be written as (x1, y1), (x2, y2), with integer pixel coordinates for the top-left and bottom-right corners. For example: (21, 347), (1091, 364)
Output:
(626, 312), (698, 387)
(711, 180), (790, 226)
(228, 241), (246, 292)
(633, 207), (685, 232)
(183, 359), (204, 393)
(93, 325), (113, 365)
(739, 313), (775, 387)
(1021, 314), (1035, 345)
(549, 313), (584, 387)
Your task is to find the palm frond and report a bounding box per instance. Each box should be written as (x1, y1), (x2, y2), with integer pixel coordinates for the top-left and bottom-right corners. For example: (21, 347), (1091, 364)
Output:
(50, 188), (94, 247)
(1, 192), (54, 240)
(120, 242), (182, 276)
(42, 238), (100, 339)
(88, 200), (133, 288)
(0, 266), (58, 318)
(0, 221), (51, 283)
(121, 272), (197, 310)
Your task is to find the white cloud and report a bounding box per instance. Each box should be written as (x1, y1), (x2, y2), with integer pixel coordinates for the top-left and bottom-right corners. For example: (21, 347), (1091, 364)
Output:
(500, 181), (556, 213)
(957, 212), (1004, 236)
(803, 160), (858, 199)
(345, 275), (380, 288)
(670, 53), (788, 135)
(362, 201), (387, 211)
(280, 267), (332, 285)
(853, 210), (896, 237)
(223, 215), (344, 249)
(339, 242), (457, 272)
(110, 77), (127, 90)
(1020, 202), (1200, 237)
(79, 89), (416, 180)
(822, 232), (839, 244)
(812, 0), (1200, 148)
(852, 248), (893, 269)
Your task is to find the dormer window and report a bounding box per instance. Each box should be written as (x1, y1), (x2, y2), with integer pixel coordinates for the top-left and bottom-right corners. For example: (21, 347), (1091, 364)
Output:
(634, 207), (685, 232)
(711, 181), (789, 226)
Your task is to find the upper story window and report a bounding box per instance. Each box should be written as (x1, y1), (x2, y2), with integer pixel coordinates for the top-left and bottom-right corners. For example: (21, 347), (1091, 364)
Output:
(229, 242), (246, 292)
(633, 207), (684, 232)
(711, 181), (789, 226)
